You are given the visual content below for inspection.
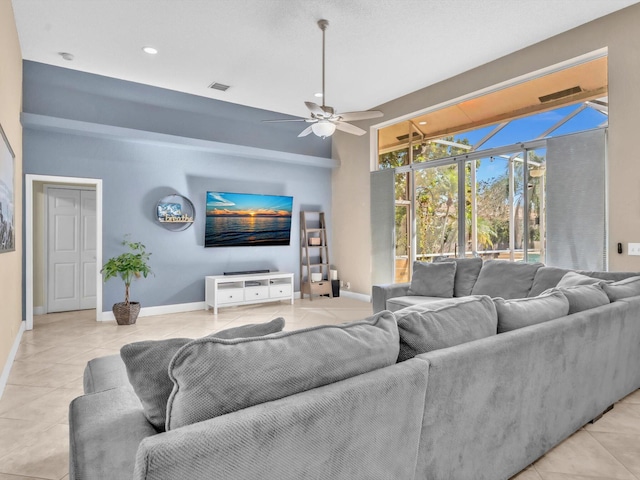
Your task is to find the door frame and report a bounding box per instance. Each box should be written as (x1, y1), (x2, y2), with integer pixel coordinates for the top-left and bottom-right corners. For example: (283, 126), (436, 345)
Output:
(26, 174), (103, 330)
(43, 184), (97, 315)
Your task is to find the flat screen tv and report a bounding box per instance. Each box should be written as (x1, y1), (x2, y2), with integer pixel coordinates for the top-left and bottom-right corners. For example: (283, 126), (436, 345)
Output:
(205, 191), (293, 247)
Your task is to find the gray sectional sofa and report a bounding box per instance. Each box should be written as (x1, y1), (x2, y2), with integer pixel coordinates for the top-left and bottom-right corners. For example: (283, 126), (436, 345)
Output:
(70, 260), (640, 480)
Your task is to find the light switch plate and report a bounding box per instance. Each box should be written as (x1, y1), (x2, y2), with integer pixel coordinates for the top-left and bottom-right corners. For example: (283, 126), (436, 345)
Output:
(628, 243), (640, 256)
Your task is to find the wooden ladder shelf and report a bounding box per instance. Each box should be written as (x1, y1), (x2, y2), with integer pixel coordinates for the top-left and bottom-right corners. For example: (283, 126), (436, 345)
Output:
(300, 211), (333, 300)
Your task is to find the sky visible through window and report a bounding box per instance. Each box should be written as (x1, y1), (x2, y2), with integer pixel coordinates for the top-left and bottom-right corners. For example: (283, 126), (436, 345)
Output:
(454, 103), (607, 182)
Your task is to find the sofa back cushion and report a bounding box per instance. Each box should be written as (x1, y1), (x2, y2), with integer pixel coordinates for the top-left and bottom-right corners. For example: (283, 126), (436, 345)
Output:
(471, 260), (543, 299)
(602, 276), (640, 301)
(528, 266), (572, 297)
(165, 311), (399, 430)
(395, 296), (497, 362)
(407, 261), (456, 298)
(120, 318), (285, 431)
(435, 257), (483, 297)
(495, 290), (569, 333)
(544, 284), (610, 314)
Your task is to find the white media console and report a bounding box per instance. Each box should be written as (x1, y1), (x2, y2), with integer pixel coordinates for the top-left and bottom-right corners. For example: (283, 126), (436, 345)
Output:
(204, 272), (295, 314)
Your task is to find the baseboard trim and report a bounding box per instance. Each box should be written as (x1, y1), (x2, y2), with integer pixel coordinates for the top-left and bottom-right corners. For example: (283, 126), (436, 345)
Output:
(0, 321), (26, 400)
(98, 292), (328, 320)
(33, 306), (45, 316)
(101, 301), (206, 321)
(340, 290), (371, 303)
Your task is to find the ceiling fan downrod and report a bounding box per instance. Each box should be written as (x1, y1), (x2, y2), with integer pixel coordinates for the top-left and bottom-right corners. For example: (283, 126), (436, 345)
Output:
(318, 19), (329, 109)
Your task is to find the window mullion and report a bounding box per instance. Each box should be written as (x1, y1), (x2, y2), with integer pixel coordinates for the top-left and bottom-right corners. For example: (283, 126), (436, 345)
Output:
(509, 158), (515, 261)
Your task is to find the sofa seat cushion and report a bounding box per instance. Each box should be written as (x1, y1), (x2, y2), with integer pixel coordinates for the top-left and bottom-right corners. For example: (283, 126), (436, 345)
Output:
(471, 260), (543, 299)
(436, 257), (483, 296)
(602, 275), (640, 301)
(165, 311), (399, 430)
(495, 290), (570, 333)
(387, 295), (456, 312)
(407, 261), (456, 298)
(395, 296), (497, 362)
(120, 318), (285, 431)
(83, 354), (130, 394)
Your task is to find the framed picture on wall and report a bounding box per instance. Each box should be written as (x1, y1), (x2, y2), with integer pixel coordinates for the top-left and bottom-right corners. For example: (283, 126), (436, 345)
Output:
(0, 122), (15, 253)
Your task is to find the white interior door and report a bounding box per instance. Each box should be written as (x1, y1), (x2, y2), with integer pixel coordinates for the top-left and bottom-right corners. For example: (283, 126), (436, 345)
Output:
(47, 187), (96, 313)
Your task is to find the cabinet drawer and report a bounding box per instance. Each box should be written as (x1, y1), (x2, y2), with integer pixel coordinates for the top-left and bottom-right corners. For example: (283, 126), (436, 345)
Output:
(270, 284), (292, 299)
(245, 286), (270, 301)
(217, 288), (244, 305)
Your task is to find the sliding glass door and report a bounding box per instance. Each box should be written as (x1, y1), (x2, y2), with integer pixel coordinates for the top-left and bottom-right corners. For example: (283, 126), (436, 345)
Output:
(414, 163), (459, 261)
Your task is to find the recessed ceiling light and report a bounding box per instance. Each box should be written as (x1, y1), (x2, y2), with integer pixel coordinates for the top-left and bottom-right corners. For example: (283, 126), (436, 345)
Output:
(142, 46), (158, 55)
(419, 121), (427, 125)
(58, 52), (74, 61)
(314, 92), (323, 98)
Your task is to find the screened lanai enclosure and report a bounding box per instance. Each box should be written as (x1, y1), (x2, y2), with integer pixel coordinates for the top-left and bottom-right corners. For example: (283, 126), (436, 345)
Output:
(371, 56), (608, 284)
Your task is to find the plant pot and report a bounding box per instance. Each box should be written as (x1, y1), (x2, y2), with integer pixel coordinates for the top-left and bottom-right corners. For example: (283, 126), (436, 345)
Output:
(112, 301), (141, 325)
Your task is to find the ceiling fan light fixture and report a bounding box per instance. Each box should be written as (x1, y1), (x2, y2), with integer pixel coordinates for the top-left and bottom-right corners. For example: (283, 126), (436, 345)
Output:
(311, 120), (336, 138)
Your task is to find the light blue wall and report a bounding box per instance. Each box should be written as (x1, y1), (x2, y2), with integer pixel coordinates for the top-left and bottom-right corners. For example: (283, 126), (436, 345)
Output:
(23, 62), (331, 158)
(22, 62), (333, 310)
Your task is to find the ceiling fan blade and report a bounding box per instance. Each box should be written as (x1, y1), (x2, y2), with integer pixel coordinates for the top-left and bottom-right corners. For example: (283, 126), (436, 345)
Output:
(298, 125), (314, 137)
(335, 121), (366, 136)
(338, 110), (384, 122)
(321, 105), (334, 116)
(262, 119), (307, 123)
(305, 101), (326, 116)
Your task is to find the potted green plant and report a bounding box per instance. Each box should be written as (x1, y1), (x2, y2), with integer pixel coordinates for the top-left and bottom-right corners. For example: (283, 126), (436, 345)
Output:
(101, 236), (152, 325)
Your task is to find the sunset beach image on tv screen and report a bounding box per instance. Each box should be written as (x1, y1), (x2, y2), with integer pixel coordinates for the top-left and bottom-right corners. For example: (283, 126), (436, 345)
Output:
(205, 192), (293, 247)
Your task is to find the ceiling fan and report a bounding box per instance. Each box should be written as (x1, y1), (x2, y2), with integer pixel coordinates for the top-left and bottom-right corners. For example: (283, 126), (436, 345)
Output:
(263, 19), (383, 138)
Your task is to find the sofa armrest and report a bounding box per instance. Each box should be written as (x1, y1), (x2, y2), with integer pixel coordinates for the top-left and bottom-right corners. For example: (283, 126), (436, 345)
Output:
(372, 282), (411, 313)
(83, 353), (131, 394)
(134, 358), (429, 480)
(69, 387), (158, 480)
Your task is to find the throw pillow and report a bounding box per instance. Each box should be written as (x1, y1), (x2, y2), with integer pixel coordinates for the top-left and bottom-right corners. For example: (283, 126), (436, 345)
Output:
(120, 317), (285, 431)
(495, 290), (569, 333)
(542, 284), (610, 314)
(556, 271), (608, 288)
(471, 260), (543, 299)
(602, 275), (640, 301)
(165, 311), (399, 430)
(435, 257), (483, 296)
(395, 296), (497, 362)
(407, 261), (456, 298)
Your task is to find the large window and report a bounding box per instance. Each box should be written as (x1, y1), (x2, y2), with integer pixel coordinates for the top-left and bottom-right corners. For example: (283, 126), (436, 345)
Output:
(377, 78), (608, 282)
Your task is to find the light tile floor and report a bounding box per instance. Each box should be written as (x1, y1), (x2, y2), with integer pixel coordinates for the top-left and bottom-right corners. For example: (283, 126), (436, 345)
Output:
(0, 296), (638, 480)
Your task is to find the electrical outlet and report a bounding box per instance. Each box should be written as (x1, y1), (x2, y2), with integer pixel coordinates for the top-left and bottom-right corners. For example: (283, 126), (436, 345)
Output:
(346, 282), (351, 289)
(629, 243), (640, 256)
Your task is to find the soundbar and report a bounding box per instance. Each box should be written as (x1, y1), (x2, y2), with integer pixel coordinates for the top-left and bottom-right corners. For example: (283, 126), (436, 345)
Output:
(223, 269), (270, 276)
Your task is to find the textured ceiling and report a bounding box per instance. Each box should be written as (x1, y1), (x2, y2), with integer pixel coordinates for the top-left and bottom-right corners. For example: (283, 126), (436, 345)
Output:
(11, 0), (640, 119)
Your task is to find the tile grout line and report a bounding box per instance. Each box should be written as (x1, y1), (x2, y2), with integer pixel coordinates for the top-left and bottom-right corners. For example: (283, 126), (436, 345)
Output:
(584, 428), (640, 480)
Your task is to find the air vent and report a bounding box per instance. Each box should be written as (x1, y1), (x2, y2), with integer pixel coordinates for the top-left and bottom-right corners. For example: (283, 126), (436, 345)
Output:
(208, 82), (230, 92)
(396, 132), (422, 142)
(539, 86), (582, 103)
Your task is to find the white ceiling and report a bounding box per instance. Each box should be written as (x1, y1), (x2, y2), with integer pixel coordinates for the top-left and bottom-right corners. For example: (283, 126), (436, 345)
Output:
(11, 0), (640, 119)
